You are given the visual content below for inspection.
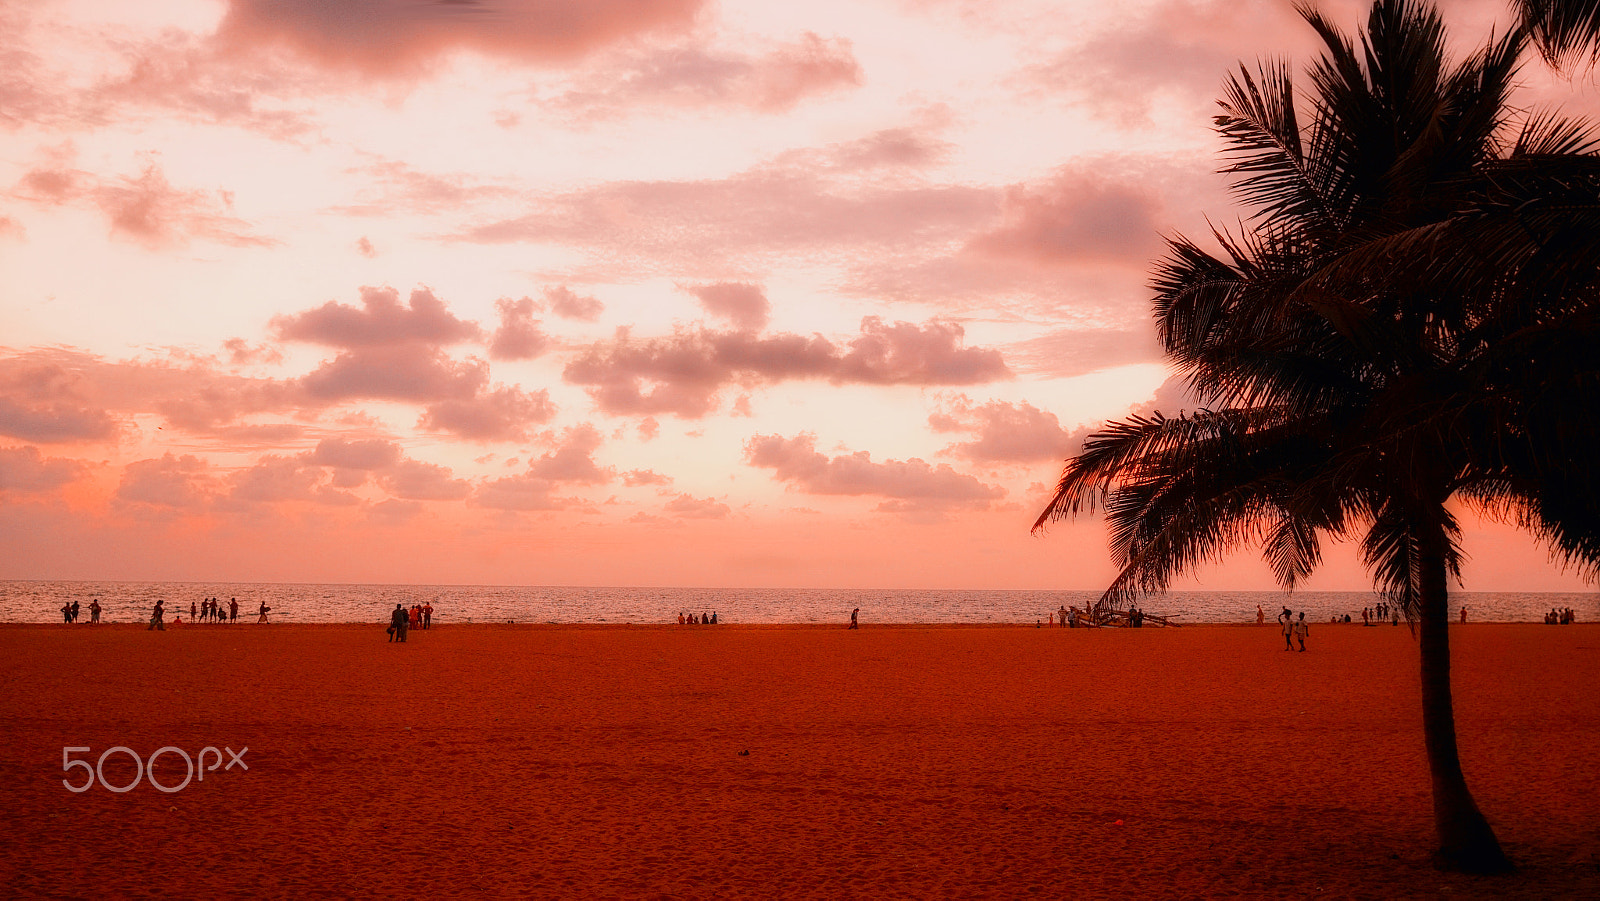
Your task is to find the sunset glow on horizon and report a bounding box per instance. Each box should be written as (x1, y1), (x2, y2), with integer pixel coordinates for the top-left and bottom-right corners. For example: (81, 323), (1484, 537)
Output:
(2, 0), (1592, 591)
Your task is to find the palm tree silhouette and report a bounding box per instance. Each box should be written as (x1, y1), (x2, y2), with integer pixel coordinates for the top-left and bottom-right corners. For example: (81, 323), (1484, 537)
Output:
(1035, 0), (1600, 873)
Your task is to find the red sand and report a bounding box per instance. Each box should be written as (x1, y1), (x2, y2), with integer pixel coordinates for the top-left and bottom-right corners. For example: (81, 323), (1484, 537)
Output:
(2, 621), (1597, 898)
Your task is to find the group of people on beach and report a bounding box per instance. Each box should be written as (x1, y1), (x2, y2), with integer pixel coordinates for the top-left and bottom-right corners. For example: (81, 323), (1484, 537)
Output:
(186, 598), (240, 623)
(677, 610), (719, 625)
(58, 599), (102, 624)
(1041, 605), (1087, 628)
(386, 602), (434, 642)
(1546, 607), (1579, 624)
(1276, 606), (1310, 651)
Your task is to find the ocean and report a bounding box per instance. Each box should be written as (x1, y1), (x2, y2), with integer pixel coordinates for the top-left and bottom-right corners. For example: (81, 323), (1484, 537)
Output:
(6, 581), (1595, 626)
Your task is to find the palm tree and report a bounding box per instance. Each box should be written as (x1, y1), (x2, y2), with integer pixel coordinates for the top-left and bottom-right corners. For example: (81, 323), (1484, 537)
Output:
(1516, 0), (1600, 65)
(1035, 0), (1600, 873)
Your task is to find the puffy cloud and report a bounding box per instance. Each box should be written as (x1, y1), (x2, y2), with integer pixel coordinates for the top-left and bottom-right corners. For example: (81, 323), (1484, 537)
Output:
(0, 446), (88, 493)
(688, 282), (769, 331)
(299, 345), (486, 402)
(222, 339), (285, 367)
(115, 453), (215, 509)
(213, 0), (706, 78)
(545, 285), (604, 321)
(664, 493), (729, 519)
(929, 397), (1078, 463)
(488, 296), (551, 360)
(744, 433), (1004, 510)
(0, 358), (121, 443)
(377, 459), (471, 501)
(418, 385), (556, 442)
(564, 317), (1008, 418)
(273, 286), (482, 348)
(526, 423), (612, 484)
(552, 32), (860, 117)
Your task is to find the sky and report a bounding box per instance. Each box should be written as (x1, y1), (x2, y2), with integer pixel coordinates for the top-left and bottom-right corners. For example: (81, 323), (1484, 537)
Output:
(0, 0), (1593, 591)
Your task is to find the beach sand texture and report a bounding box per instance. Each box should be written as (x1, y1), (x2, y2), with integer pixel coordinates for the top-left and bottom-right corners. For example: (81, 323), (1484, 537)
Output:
(2, 622), (1596, 899)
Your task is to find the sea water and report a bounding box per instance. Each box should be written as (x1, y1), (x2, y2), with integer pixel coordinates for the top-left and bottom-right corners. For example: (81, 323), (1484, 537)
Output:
(5, 581), (1594, 625)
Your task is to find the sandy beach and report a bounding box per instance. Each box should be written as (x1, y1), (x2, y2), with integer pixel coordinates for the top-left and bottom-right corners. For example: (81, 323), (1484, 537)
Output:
(2, 621), (1596, 899)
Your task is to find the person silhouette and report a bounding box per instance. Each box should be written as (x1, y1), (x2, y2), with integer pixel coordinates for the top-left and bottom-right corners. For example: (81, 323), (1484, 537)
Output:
(849, 608), (859, 630)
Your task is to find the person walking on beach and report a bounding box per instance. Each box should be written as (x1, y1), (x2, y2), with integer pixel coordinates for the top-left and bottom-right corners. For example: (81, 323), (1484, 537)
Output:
(1278, 606), (1294, 650)
(389, 604), (407, 642)
(849, 608), (859, 630)
(1257, 604), (1265, 625)
(147, 599), (165, 631)
(1294, 612), (1308, 652)
(256, 601), (271, 624)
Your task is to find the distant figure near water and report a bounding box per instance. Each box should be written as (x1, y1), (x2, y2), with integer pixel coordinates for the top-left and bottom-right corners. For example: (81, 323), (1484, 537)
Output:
(389, 604), (408, 642)
(147, 599), (165, 631)
(1294, 612), (1308, 652)
(1278, 607), (1294, 650)
(1257, 605), (1265, 625)
(256, 602), (271, 624)
(849, 608), (859, 630)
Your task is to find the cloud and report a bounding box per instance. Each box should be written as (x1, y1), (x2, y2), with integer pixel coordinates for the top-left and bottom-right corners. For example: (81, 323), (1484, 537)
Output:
(0, 446), (88, 493)
(929, 397), (1078, 463)
(622, 469), (671, 487)
(664, 493), (729, 519)
(0, 357), (122, 443)
(309, 437), (404, 470)
(550, 32), (860, 117)
(488, 296), (551, 360)
(299, 345), (486, 403)
(213, 0), (707, 78)
(115, 453), (215, 509)
(377, 459), (471, 501)
(969, 169), (1165, 266)
(470, 472), (582, 512)
(564, 316), (1009, 418)
(526, 423), (612, 484)
(687, 282), (769, 331)
(273, 286), (482, 348)
(418, 385), (557, 442)
(545, 285), (604, 321)
(1001, 326), (1161, 378)
(225, 454), (359, 506)
(744, 432), (1004, 510)
(222, 339), (285, 367)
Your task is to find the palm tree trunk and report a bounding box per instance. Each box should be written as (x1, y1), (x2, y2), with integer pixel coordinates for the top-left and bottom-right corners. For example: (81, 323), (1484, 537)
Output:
(1417, 516), (1514, 873)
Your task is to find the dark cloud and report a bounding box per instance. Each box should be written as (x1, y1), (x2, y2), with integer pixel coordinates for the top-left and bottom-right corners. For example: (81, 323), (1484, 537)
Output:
(417, 385), (557, 443)
(0, 446), (88, 493)
(929, 397), (1078, 463)
(564, 317), (1008, 418)
(488, 296), (551, 360)
(273, 286), (482, 348)
(744, 432), (1004, 510)
(0, 357), (121, 443)
(688, 282), (769, 331)
(213, 0), (707, 78)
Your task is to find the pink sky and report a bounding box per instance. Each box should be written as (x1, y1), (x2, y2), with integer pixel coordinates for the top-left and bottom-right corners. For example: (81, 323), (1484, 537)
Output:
(0, 0), (1591, 591)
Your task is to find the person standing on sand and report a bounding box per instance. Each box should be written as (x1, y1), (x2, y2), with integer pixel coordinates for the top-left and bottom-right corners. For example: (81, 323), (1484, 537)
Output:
(229, 598), (238, 623)
(423, 601), (434, 630)
(1257, 605), (1265, 625)
(1294, 612), (1308, 652)
(1278, 607), (1294, 650)
(849, 608), (859, 630)
(90, 599), (101, 623)
(389, 604), (407, 642)
(1058, 604), (1068, 627)
(1460, 606), (1467, 624)
(148, 599), (165, 631)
